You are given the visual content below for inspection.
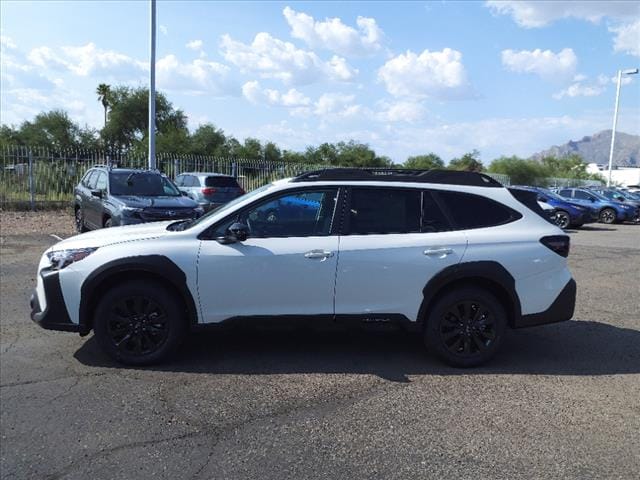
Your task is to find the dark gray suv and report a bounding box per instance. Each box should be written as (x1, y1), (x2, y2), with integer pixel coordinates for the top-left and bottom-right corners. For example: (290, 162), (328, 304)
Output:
(74, 167), (204, 232)
(175, 172), (244, 211)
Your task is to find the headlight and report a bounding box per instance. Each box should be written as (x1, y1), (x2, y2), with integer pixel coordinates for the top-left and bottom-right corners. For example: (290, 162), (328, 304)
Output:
(47, 248), (98, 270)
(121, 206), (144, 216)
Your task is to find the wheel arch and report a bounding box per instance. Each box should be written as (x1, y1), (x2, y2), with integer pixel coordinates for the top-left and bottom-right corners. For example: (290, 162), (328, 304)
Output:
(417, 261), (522, 329)
(79, 255), (199, 331)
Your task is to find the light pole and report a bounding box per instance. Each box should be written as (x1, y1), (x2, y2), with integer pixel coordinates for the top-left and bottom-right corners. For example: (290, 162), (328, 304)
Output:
(607, 68), (638, 186)
(148, 0), (157, 170)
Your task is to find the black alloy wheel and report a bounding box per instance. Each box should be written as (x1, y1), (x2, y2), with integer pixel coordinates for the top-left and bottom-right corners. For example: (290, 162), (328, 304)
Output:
(425, 287), (506, 367)
(599, 208), (616, 224)
(555, 210), (571, 229)
(104, 217), (113, 228)
(93, 281), (186, 365)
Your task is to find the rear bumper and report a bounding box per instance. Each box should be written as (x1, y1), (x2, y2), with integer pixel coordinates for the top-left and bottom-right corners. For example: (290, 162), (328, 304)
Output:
(515, 278), (576, 328)
(30, 270), (87, 334)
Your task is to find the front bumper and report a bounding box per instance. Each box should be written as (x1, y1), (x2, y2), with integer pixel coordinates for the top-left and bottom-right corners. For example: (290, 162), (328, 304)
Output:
(515, 278), (576, 328)
(30, 270), (87, 334)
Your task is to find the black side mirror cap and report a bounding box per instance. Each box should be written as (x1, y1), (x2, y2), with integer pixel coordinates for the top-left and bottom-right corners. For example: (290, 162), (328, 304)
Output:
(216, 222), (249, 244)
(90, 189), (103, 198)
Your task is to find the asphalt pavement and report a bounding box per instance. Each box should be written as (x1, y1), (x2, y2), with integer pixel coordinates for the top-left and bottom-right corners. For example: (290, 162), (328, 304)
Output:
(1, 220), (639, 479)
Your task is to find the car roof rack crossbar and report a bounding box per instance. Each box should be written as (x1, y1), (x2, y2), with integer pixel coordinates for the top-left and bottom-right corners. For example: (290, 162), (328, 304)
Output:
(292, 168), (503, 187)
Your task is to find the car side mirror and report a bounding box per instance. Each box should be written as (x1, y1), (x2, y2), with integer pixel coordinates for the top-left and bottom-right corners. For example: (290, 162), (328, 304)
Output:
(90, 189), (103, 198)
(538, 197), (547, 203)
(590, 198), (595, 202)
(181, 191), (188, 196)
(216, 222), (249, 244)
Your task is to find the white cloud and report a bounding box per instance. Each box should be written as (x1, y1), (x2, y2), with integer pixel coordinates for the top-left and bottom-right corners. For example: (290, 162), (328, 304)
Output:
(282, 6), (384, 57)
(1, 35), (17, 49)
(159, 24), (168, 36)
(376, 101), (426, 123)
(553, 83), (605, 100)
(241, 80), (311, 107)
(609, 20), (640, 57)
(186, 39), (204, 51)
(501, 48), (577, 80)
(313, 93), (359, 117)
(377, 48), (471, 99)
(485, 1), (638, 28)
(157, 54), (236, 95)
(219, 32), (357, 85)
(27, 43), (147, 79)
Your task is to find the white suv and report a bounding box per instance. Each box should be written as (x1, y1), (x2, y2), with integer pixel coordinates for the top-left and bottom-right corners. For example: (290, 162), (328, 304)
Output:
(31, 169), (576, 367)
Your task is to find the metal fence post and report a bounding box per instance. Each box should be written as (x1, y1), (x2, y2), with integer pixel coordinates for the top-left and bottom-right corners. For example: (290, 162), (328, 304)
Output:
(173, 158), (179, 178)
(28, 150), (35, 211)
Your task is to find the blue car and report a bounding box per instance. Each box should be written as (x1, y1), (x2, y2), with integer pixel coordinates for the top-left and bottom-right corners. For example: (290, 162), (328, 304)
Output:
(589, 188), (640, 223)
(512, 186), (595, 229)
(556, 187), (638, 224)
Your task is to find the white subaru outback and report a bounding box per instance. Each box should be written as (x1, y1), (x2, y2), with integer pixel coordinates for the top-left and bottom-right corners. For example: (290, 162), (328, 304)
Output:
(31, 169), (576, 367)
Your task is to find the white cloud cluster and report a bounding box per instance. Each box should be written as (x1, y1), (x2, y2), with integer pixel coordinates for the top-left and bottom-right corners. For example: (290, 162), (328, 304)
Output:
(609, 20), (640, 57)
(1, 35), (17, 49)
(282, 6), (384, 57)
(220, 32), (357, 86)
(242, 80), (311, 107)
(376, 101), (426, 123)
(27, 43), (147, 79)
(501, 48), (577, 80)
(186, 39), (204, 51)
(485, 1), (638, 28)
(377, 48), (471, 99)
(157, 55), (236, 95)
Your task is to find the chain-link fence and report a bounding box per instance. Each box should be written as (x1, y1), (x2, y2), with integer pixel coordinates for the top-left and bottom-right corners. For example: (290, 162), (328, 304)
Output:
(1, 145), (512, 210)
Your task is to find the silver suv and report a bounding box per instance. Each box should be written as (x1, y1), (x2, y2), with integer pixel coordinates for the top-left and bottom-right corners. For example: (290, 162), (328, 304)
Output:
(175, 172), (244, 211)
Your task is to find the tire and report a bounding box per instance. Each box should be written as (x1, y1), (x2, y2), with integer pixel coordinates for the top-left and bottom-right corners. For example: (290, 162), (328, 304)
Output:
(555, 210), (571, 229)
(599, 208), (616, 224)
(93, 281), (187, 365)
(103, 217), (113, 228)
(424, 287), (507, 368)
(75, 207), (88, 233)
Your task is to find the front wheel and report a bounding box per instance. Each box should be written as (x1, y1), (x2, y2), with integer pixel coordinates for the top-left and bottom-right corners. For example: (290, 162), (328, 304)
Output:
(599, 208), (616, 224)
(93, 281), (187, 365)
(75, 207), (88, 233)
(424, 287), (506, 368)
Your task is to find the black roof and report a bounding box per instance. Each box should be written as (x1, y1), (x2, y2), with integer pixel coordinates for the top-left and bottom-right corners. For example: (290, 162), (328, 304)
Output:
(292, 168), (503, 188)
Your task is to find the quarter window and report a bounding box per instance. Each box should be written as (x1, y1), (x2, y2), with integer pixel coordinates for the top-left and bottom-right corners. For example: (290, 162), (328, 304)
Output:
(349, 188), (421, 235)
(437, 191), (520, 229)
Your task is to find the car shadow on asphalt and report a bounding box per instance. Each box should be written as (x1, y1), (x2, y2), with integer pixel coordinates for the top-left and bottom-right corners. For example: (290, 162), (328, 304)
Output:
(73, 319), (640, 382)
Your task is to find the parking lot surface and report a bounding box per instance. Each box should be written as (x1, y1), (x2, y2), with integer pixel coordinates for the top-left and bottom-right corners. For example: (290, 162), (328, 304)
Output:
(1, 215), (639, 479)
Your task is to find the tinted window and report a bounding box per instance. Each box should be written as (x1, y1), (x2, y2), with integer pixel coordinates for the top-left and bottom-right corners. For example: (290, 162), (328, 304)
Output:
(174, 175), (184, 187)
(558, 189), (572, 198)
(437, 191), (520, 229)
(574, 190), (592, 200)
(422, 191), (451, 232)
(206, 176), (241, 188)
(109, 171), (181, 196)
(349, 188), (421, 235)
(238, 189), (338, 238)
(95, 172), (107, 191)
(85, 171), (98, 190)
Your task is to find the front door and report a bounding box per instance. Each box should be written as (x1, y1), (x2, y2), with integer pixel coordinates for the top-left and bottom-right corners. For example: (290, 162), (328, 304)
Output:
(197, 188), (341, 323)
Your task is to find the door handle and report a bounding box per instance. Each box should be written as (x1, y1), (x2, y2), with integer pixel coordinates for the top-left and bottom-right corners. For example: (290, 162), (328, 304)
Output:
(424, 247), (453, 256)
(304, 250), (334, 259)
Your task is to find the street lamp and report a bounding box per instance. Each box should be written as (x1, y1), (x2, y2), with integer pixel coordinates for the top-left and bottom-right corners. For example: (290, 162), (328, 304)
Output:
(607, 68), (638, 186)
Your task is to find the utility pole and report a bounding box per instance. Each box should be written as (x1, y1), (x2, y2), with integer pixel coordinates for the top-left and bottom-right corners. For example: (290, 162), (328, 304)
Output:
(607, 68), (638, 186)
(148, 0), (157, 170)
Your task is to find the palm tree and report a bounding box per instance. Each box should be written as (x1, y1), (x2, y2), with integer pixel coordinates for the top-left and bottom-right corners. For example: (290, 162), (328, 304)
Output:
(96, 84), (111, 127)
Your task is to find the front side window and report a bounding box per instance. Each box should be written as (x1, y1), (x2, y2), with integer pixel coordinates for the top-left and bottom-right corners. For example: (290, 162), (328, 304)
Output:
(237, 189), (338, 238)
(349, 188), (421, 235)
(437, 191), (520, 229)
(95, 172), (107, 191)
(574, 190), (592, 200)
(85, 171), (99, 190)
(558, 189), (572, 198)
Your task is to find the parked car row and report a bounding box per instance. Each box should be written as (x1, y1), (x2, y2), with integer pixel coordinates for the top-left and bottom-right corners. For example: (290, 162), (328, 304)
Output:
(510, 185), (640, 229)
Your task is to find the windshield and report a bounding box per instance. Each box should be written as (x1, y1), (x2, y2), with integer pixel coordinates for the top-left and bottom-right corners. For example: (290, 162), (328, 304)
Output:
(173, 183), (273, 230)
(109, 171), (181, 196)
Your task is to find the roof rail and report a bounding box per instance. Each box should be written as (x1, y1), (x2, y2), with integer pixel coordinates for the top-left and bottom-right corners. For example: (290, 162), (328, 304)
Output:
(291, 168), (503, 187)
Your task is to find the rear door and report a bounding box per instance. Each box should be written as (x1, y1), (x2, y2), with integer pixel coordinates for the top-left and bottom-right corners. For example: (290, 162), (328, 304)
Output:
(334, 187), (467, 323)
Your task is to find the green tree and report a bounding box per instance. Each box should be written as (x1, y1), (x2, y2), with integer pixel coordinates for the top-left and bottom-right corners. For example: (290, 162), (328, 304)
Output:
(282, 150), (307, 163)
(403, 153), (444, 170)
(335, 140), (390, 167)
(15, 110), (97, 150)
(448, 150), (483, 172)
(96, 83), (111, 128)
(488, 156), (546, 185)
(189, 123), (226, 156)
(262, 142), (282, 162)
(237, 137), (262, 159)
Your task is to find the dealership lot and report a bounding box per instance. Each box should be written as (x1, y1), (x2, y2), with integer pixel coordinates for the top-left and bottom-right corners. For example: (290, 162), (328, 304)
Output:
(1, 214), (639, 479)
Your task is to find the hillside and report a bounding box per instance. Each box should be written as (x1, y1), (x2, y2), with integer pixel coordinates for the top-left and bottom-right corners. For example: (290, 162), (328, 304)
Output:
(531, 130), (640, 167)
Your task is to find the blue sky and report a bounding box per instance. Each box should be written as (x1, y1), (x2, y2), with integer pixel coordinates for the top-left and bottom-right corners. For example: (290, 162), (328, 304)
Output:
(1, 1), (639, 162)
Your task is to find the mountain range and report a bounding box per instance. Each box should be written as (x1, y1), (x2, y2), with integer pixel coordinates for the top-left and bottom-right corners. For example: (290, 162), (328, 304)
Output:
(531, 130), (640, 167)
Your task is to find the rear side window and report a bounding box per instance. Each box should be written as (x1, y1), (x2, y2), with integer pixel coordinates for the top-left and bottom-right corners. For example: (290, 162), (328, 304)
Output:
(349, 188), (421, 234)
(558, 189), (572, 197)
(422, 191), (451, 232)
(205, 176), (240, 188)
(174, 175), (184, 186)
(437, 191), (521, 229)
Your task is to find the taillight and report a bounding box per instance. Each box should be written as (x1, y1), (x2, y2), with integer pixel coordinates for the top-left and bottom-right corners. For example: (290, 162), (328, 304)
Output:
(540, 235), (570, 257)
(202, 187), (216, 195)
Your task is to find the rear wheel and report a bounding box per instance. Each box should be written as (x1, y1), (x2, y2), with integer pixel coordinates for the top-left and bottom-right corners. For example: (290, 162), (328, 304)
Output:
(93, 281), (187, 365)
(424, 287), (506, 368)
(103, 217), (113, 228)
(599, 208), (616, 224)
(555, 210), (571, 229)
